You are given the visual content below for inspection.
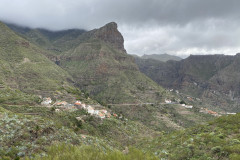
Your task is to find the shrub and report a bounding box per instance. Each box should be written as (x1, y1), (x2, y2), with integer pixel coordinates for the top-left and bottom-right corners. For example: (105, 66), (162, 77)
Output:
(211, 146), (222, 154)
(28, 144), (158, 160)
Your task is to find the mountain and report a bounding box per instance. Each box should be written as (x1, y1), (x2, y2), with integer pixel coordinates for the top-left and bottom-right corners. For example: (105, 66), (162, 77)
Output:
(141, 53), (182, 62)
(7, 23), (86, 54)
(0, 22), (85, 104)
(135, 54), (240, 112)
(9, 22), (166, 104)
(1, 21), (238, 160)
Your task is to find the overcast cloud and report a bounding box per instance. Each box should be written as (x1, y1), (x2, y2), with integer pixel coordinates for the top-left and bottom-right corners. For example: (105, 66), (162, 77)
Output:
(0, 0), (240, 57)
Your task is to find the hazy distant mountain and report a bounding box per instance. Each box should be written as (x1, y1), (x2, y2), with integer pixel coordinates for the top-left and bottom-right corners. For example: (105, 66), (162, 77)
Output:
(136, 54), (240, 112)
(141, 53), (182, 62)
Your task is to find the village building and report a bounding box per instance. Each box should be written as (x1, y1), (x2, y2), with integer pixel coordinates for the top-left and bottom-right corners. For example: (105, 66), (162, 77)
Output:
(74, 101), (81, 106)
(41, 97), (52, 105)
(185, 105), (193, 109)
(86, 105), (94, 115)
(106, 113), (111, 118)
(165, 99), (172, 104)
(99, 109), (108, 114)
(55, 109), (61, 112)
(226, 112), (236, 115)
(81, 103), (86, 109)
(55, 101), (68, 106)
(97, 112), (105, 119)
(94, 110), (99, 115)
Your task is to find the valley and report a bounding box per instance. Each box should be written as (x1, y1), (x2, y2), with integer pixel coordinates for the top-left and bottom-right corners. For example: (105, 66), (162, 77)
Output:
(0, 21), (239, 160)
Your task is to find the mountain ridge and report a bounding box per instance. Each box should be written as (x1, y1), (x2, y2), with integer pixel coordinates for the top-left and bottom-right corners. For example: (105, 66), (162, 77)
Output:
(7, 22), (167, 104)
(141, 53), (182, 62)
(135, 54), (240, 112)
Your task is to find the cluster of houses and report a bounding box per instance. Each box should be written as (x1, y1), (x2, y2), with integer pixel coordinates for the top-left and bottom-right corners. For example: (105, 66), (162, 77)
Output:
(74, 101), (111, 119)
(41, 97), (113, 119)
(200, 108), (220, 117)
(165, 99), (193, 109)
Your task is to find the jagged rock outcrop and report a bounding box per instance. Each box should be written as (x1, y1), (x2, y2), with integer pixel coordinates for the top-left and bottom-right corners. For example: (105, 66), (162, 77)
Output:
(94, 22), (126, 53)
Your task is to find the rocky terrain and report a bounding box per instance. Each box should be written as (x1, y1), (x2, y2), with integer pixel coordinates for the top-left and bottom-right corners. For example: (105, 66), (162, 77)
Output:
(135, 54), (240, 112)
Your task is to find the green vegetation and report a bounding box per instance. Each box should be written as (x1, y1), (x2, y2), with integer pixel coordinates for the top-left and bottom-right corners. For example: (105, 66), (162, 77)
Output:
(28, 144), (158, 160)
(1, 21), (239, 160)
(7, 22), (167, 104)
(0, 22), (74, 99)
(139, 113), (240, 160)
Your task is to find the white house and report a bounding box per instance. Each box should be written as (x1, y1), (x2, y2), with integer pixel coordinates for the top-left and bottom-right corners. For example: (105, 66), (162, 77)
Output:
(41, 97), (52, 105)
(226, 112), (236, 115)
(87, 106), (94, 115)
(94, 110), (99, 115)
(165, 99), (172, 104)
(185, 105), (193, 109)
(81, 103), (86, 109)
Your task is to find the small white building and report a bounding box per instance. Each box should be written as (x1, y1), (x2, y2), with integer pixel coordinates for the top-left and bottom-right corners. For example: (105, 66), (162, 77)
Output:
(81, 103), (86, 109)
(55, 109), (61, 112)
(94, 110), (99, 115)
(41, 97), (52, 105)
(87, 106), (94, 115)
(185, 105), (193, 109)
(165, 99), (172, 104)
(226, 112), (236, 115)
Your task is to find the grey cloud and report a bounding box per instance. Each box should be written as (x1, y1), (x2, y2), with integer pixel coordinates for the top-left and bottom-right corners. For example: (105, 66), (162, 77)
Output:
(0, 0), (240, 56)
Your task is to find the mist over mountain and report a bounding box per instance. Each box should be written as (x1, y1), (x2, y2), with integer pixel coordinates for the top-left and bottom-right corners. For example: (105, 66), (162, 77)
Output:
(0, 19), (240, 160)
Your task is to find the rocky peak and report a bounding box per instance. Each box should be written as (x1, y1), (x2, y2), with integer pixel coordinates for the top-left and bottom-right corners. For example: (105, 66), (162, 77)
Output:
(94, 22), (126, 53)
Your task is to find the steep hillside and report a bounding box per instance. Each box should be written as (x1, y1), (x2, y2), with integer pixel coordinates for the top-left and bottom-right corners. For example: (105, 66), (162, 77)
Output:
(141, 53), (182, 62)
(0, 22), (77, 102)
(9, 22), (167, 104)
(139, 113), (240, 160)
(7, 23), (86, 54)
(59, 23), (165, 104)
(135, 54), (240, 112)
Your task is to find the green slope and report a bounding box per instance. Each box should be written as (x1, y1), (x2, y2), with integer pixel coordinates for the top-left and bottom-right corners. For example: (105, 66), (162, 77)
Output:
(9, 22), (167, 104)
(59, 23), (166, 104)
(0, 22), (75, 102)
(139, 113), (240, 160)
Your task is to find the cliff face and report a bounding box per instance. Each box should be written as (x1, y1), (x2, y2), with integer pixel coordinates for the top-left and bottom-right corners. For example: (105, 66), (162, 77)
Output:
(94, 22), (126, 53)
(8, 21), (164, 104)
(136, 54), (240, 111)
(56, 22), (165, 104)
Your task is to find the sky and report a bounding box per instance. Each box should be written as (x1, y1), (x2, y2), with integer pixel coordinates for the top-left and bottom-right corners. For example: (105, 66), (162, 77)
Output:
(0, 0), (240, 57)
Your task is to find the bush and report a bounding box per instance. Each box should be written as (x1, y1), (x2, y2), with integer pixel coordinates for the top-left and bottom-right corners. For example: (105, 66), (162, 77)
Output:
(211, 146), (222, 154)
(28, 144), (158, 160)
